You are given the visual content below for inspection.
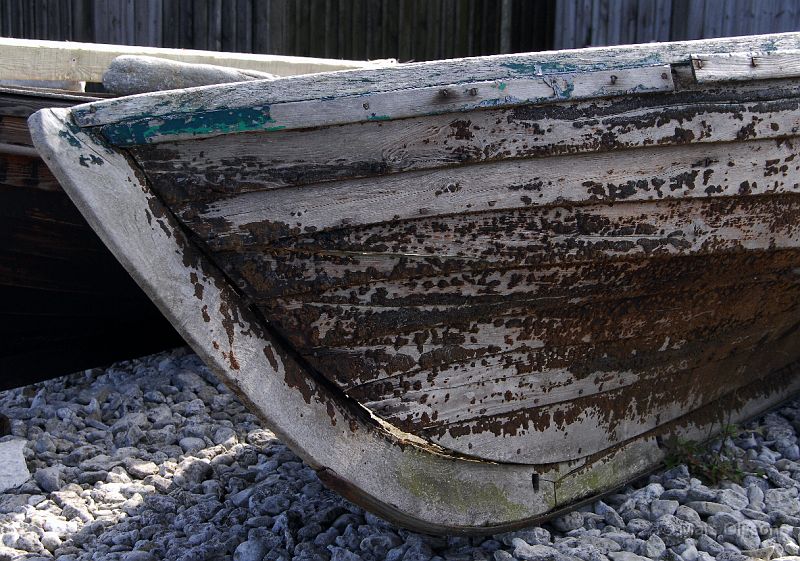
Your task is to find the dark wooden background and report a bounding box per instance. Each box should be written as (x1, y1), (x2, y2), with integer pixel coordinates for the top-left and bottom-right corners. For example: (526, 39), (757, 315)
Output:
(0, 0), (799, 62)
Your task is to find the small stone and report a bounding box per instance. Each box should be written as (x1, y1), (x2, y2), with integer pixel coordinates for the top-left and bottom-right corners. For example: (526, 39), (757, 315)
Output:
(121, 552), (157, 561)
(212, 427), (237, 446)
(766, 468), (797, 489)
(687, 484), (717, 502)
(62, 503), (93, 523)
(498, 528), (551, 547)
(717, 489), (749, 510)
(708, 512), (743, 535)
(686, 545), (703, 561)
(725, 520), (762, 551)
(654, 514), (694, 546)
(686, 501), (733, 517)
(123, 458), (159, 479)
(697, 534), (725, 556)
(494, 552), (515, 561)
(741, 546), (777, 560)
(650, 500), (679, 519)
(766, 488), (800, 516)
(551, 511), (584, 532)
(328, 547), (364, 561)
(512, 539), (561, 561)
(233, 538), (268, 561)
(172, 458), (212, 488)
(608, 553), (650, 561)
(249, 490), (291, 516)
(34, 466), (62, 493)
(596, 501), (626, 528)
(741, 508), (771, 522)
(0, 439), (30, 492)
(179, 437), (206, 454)
(783, 445), (800, 461)
(642, 534), (666, 559)
(40, 532), (61, 552)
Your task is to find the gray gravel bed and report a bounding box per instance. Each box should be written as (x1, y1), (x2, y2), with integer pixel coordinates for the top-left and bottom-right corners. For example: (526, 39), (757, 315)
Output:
(1, 348), (800, 561)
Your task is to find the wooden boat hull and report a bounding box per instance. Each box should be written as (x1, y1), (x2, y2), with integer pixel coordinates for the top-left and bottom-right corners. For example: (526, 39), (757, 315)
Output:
(29, 33), (800, 532)
(0, 87), (183, 390)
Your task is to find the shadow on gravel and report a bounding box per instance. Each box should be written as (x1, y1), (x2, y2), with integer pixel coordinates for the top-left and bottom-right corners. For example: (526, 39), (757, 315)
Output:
(0, 349), (502, 561)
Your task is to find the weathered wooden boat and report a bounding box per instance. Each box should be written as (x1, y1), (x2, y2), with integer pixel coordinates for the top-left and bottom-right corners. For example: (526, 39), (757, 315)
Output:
(30, 32), (800, 533)
(0, 38), (391, 391)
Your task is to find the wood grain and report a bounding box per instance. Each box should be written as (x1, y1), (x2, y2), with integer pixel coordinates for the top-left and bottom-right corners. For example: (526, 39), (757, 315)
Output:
(132, 83), (800, 205)
(692, 50), (800, 82)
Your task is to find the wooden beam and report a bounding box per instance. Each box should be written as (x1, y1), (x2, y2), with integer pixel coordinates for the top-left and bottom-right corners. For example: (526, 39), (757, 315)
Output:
(99, 65), (675, 146)
(692, 50), (800, 82)
(0, 37), (396, 83)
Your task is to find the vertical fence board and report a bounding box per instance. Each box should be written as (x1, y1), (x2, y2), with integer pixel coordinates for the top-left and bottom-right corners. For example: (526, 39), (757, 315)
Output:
(235, 0), (251, 52)
(268, 0), (285, 54)
(192, 0), (208, 50)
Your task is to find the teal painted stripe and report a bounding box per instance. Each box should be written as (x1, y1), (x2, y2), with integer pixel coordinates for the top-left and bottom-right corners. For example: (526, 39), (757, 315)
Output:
(101, 106), (273, 146)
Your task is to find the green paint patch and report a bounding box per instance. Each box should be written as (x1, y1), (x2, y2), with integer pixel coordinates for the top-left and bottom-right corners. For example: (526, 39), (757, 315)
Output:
(502, 54), (665, 76)
(100, 106), (275, 146)
(396, 457), (531, 519)
(58, 129), (82, 148)
(498, 82), (507, 91)
(367, 114), (391, 121)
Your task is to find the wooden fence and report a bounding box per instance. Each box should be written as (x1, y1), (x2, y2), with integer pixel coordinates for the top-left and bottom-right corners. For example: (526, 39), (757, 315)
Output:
(0, 0), (554, 62)
(553, 0), (800, 50)
(0, 0), (798, 62)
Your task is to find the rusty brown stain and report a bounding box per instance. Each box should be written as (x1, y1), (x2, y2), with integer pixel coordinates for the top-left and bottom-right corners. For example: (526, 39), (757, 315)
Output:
(128, 76), (800, 464)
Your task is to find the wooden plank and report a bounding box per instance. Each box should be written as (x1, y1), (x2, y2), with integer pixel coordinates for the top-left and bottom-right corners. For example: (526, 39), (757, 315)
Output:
(425, 0), (437, 59)
(337, 0), (351, 59)
(220, 0), (236, 52)
(207, 194), (800, 302)
(636, 0), (655, 43)
(27, 105), (560, 534)
(134, 0), (163, 47)
(208, 0), (222, 51)
(235, 0), (252, 53)
(77, 32), (800, 132)
(134, 84), (800, 205)
(590, 0), (609, 46)
(692, 50), (800, 82)
(99, 65), (674, 146)
(0, 37), (394, 83)
(269, 265), (800, 354)
(418, 322), (800, 463)
(701, 0), (724, 38)
(606, 0), (622, 44)
(500, 0), (512, 53)
(192, 0), (209, 50)
(175, 135), (800, 244)
(364, 0), (380, 59)
(455, 0), (469, 57)
(252, 0), (269, 54)
(268, 0), (286, 55)
(309, 0), (327, 57)
(654, 0), (671, 41)
(324, 0), (337, 58)
(622, 0), (638, 44)
(295, 0), (310, 56)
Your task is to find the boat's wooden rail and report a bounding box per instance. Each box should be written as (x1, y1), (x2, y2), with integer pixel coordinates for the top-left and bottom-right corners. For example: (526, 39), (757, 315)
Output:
(0, 37), (396, 83)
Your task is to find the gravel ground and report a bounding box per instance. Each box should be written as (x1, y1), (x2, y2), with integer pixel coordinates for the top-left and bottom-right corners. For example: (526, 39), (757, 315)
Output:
(1, 348), (800, 561)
